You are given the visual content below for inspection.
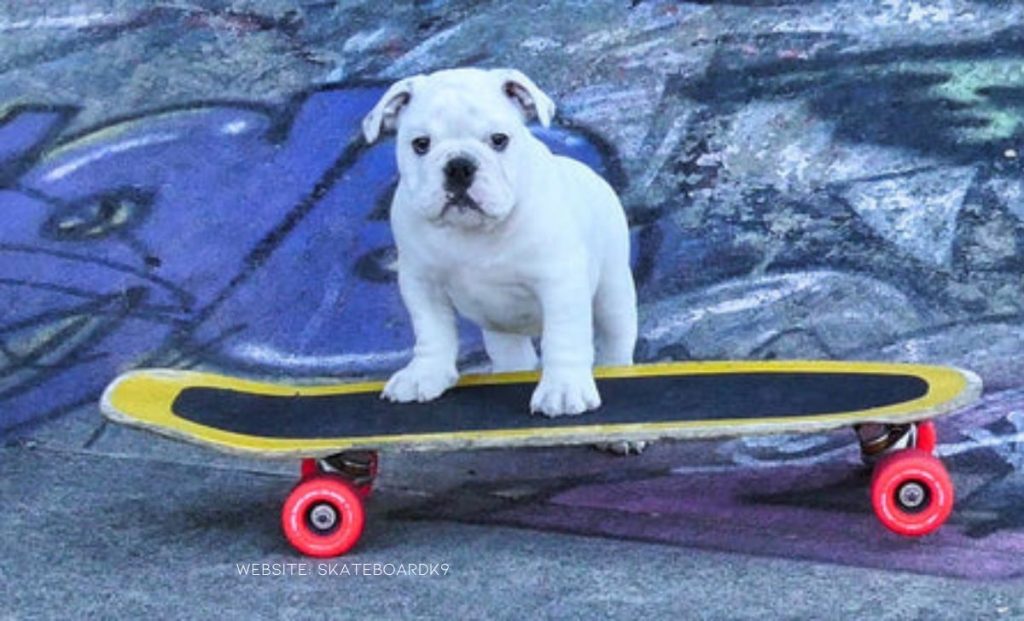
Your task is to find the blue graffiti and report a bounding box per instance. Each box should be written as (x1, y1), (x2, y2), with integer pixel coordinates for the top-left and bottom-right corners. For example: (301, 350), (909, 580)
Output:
(0, 84), (621, 436)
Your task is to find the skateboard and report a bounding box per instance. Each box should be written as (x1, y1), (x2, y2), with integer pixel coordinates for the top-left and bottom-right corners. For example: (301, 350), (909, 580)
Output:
(101, 360), (981, 558)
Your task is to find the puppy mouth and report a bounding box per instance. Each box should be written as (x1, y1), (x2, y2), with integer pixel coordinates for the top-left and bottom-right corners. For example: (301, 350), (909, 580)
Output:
(440, 192), (485, 217)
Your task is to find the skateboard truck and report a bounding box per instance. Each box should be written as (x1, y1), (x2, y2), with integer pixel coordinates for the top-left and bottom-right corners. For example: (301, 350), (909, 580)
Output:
(301, 452), (379, 494)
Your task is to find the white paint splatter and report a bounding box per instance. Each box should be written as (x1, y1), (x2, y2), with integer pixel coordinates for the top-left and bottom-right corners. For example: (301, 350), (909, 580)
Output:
(230, 343), (412, 372)
(520, 36), (561, 52)
(0, 12), (125, 31)
(220, 120), (248, 135)
(44, 132), (179, 182)
(645, 272), (818, 341)
(343, 28), (390, 54)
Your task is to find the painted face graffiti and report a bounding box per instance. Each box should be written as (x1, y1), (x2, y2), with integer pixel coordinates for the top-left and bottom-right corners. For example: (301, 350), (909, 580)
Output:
(0, 86), (620, 436)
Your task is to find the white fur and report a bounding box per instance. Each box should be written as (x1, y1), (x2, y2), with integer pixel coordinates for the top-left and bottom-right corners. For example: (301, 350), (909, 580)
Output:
(363, 67), (637, 416)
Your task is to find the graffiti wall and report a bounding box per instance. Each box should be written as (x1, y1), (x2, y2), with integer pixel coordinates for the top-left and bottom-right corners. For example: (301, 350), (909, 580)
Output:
(3, 0), (1024, 441)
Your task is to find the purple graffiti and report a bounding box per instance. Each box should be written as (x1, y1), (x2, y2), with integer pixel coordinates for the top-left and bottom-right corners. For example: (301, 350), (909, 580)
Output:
(0, 85), (621, 435)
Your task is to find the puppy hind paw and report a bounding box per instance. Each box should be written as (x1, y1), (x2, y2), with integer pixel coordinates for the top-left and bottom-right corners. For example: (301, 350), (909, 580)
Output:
(530, 372), (601, 417)
(381, 364), (457, 403)
(593, 441), (648, 455)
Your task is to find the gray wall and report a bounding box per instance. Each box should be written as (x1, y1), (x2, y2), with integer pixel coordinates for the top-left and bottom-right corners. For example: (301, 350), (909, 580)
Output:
(2, 0), (1022, 434)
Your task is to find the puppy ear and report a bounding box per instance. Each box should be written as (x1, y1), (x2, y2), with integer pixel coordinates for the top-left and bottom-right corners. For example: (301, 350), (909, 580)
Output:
(497, 69), (555, 128)
(362, 76), (421, 144)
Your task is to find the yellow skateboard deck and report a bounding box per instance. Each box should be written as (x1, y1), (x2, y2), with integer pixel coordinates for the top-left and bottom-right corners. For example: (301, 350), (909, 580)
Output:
(101, 360), (981, 458)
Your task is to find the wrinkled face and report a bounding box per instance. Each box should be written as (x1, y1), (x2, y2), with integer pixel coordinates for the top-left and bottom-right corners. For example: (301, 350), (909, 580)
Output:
(393, 74), (530, 230)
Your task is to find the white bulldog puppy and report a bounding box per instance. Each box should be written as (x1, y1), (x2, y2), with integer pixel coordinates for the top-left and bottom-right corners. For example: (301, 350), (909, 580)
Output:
(362, 67), (637, 416)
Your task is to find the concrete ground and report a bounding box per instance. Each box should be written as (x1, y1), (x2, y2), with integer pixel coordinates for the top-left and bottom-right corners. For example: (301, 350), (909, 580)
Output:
(3, 403), (1024, 619)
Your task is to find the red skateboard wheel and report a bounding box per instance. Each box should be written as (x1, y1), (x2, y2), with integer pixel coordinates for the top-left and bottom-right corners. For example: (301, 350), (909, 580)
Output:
(871, 449), (953, 537)
(915, 420), (937, 455)
(282, 475), (365, 557)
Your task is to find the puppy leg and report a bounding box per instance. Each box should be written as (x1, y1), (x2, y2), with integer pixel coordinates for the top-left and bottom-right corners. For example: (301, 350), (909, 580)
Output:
(531, 276), (600, 416)
(593, 261), (638, 367)
(483, 330), (538, 373)
(593, 261), (642, 454)
(382, 270), (459, 402)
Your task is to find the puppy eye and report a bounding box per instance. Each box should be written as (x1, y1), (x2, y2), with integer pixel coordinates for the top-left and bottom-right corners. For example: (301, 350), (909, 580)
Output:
(490, 133), (509, 151)
(411, 136), (431, 155)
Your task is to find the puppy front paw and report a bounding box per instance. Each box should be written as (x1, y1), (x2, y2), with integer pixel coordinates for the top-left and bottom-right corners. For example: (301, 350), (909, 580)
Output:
(382, 362), (458, 403)
(530, 369), (601, 417)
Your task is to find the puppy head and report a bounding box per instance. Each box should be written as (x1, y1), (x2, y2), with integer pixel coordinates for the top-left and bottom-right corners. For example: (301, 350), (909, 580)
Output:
(363, 68), (555, 230)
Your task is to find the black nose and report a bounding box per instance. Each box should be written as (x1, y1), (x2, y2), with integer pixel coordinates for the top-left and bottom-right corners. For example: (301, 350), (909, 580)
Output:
(444, 157), (477, 190)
